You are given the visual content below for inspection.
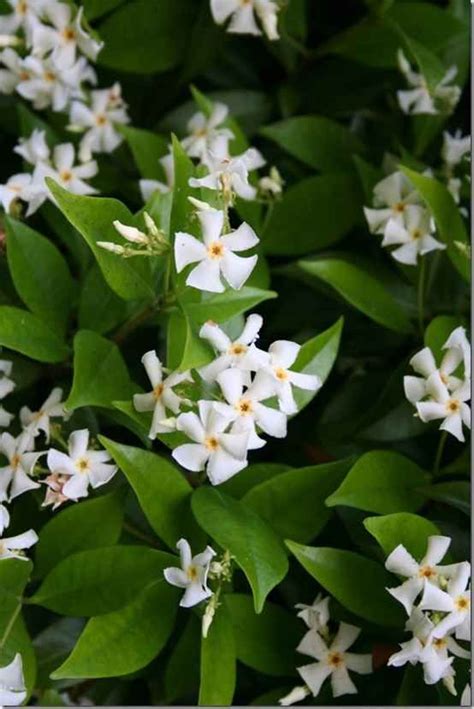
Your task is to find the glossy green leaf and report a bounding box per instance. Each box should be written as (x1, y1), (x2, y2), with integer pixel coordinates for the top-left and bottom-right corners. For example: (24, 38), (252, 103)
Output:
(78, 264), (127, 334)
(419, 482), (470, 516)
(364, 512), (440, 558)
(120, 125), (169, 179)
(244, 459), (352, 543)
(261, 116), (362, 171)
(166, 307), (213, 372)
(31, 546), (175, 616)
(100, 437), (203, 549)
(0, 306), (70, 363)
(180, 287), (277, 325)
(169, 134), (196, 240)
(326, 450), (430, 514)
(225, 594), (299, 677)
(199, 602), (236, 706)
(51, 581), (179, 679)
(66, 330), (137, 411)
(220, 463), (292, 499)
(287, 542), (405, 626)
(164, 615), (201, 704)
(192, 488), (289, 613)
(35, 492), (124, 578)
(263, 174), (362, 256)
(5, 217), (74, 334)
(47, 181), (156, 301)
(298, 258), (413, 333)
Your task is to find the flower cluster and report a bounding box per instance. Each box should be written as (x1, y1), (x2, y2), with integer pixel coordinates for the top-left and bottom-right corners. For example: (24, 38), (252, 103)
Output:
(133, 314), (320, 486)
(404, 326), (471, 442)
(386, 536), (470, 695)
(279, 595), (373, 704)
(397, 49), (460, 116)
(209, 0), (280, 41)
(441, 130), (470, 206)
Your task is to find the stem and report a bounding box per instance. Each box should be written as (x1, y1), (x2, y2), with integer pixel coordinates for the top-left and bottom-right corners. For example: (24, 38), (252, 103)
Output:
(433, 431), (448, 476)
(112, 302), (157, 345)
(417, 257), (426, 337)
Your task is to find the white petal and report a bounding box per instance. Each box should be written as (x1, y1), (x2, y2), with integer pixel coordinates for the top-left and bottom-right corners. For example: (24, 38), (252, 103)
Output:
(172, 443), (209, 472)
(222, 222), (259, 252)
(422, 536), (451, 566)
(220, 251), (257, 290)
(382, 219), (410, 247)
(217, 368), (244, 405)
(199, 321), (231, 352)
(391, 242), (419, 266)
(68, 429), (89, 459)
(174, 232), (207, 272)
(4, 529), (38, 551)
(331, 666), (358, 697)
(47, 449), (75, 475)
(88, 462), (117, 488)
(403, 375), (426, 404)
(62, 474), (90, 500)
(387, 577), (423, 615)
(296, 629), (328, 660)
(440, 411), (464, 442)
(177, 537), (192, 568)
(187, 259), (224, 293)
(416, 401), (448, 423)
(447, 561), (471, 596)
(198, 208), (224, 246)
(409, 347), (437, 378)
(141, 350), (162, 388)
(239, 313), (263, 345)
(388, 637), (423, 667)
(253, 402), (287, 438)
(385, 544), (419, 577)
(198, 354), (232, 383)
(270, 340), (300, 368)
(218, 431), (249, 460)
(344, 652), (372, 675)
(297, 662), (332, 698)
(133, 392), (156, 413)
(331, 623), (360, 652)
(163, 566), (188, 589)
(289, 370), (321, 392)
(419, 582), (454, 613)
(180, 581), (212, 608)
(9, 468), (40, 500)
(210, 0), (240, 24)
(206, 448), (247, 485)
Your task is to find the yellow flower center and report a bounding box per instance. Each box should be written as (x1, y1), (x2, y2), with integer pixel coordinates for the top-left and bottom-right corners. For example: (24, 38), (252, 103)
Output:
(205, 436), (219, 451)
(229, 343), (247, 356)
(327, 651), (344, 668)
(418, 565), (436, 579)
(455, 596), (469, 611)
(236, 399), (253, 416)
(10, 453), (21, 470)
(187, 564), (198, 581)
(60, 170), (73, 183)
(153, 383), (164, 400)
(446, 399), (460, 414)
(274, 366), (288, 381)
(76, 457), (90, 473)
(44, 71), (56, 83)
(208, 241), (224, 259)
(412, 229), (422, 240)
(393, 202), (405, 213)
(95, 113), (107, 126)
(62, 27), (76, 42)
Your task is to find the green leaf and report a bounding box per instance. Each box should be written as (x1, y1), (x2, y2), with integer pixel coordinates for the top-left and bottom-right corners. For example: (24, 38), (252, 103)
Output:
(220, 463), (292, 499)
(399, 34), (446, 92)
(82, 0), (122, 21)
(244, 459), (352, 543)
(97, 0), (195, 74)
(263, 174), (362, 256)
(78, 264), (127, 334)
(0, 306), (70, 363)
(164, 615), (201, 704)
(199, 603), (236, 706)
(180, 287), (277, 325)
(286, 542), (404, 627)
(400, 167), (469, 281)
(66, 330), (137, 411)
(47, 181), (156, 301)
(261, 116), (363, 172)
(31, 546), (175, 616)
(292, 317), (343, 411)
(225, 594), (299, 677)
(419, 482), (470, 516)
(51, 581), (179, 679)
(298, 258), (413, 333)
(169, 135), (196, 240)
(191, 488), (289, 613)
(35, 492), (124, 578)
(424, 315), (466, 363)
(5, 217), (75, 334)
(326, 450), (429, 514)
(364, 512), (440, 558)
(120, 125), (169, 179)
(166, 307), (213, 372)
(100, 437), (203, 549)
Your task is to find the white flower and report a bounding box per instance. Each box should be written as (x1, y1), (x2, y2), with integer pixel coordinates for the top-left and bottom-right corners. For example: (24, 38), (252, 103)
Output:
(296, 594), (331, 633)
(0, 48), (28, 94)
(0, 359), (15, 399)
(442, 131), (470, 168)
(419, 561), (471, 642)
(174, 207), (259, 293)
(260, 340), (321, 415)
(32, 4), (102, 67)
(0, 431), (42, 501)
(0, 172), (33, 213)
(69, 83), (129, 162)
(164, 538), (216, 608)
(385, 535), (457, 615)
(382, 206), (445, 265)
(214, 368), (287, 449)
(46, 429), (117, 500)
(189, 135), (265, 201)
(0, 653), (27, 706)
(397, 49), (460, 115)
(198, 314), (268, 383)
(279, 685), (311, 706)
(296, 623), (372, 699)
(41, 472), (70, 509)
(0, 528), (38, 561)
(0, 0), (45, 43)
(14, 127), (50, 164)
(139, 152), (174, 200)
(133, 351), (192, 439)
(0, 503), (10, 534)
(210, 0), (280, 40)
(182, 101), (234, 162)
(16, 54), (95, 112)
(416, 372), (470, 442)
(363, 171), (422, 236)
(259, 166), (284, 196)
(20, 387), (67, 444)
(0, 407), (13, 428)
(172, 401), (249, 485)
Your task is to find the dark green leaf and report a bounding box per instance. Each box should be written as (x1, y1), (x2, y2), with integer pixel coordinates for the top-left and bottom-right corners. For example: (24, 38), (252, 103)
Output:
(0, 306), (70, 363)
(199, 602), (236, 706)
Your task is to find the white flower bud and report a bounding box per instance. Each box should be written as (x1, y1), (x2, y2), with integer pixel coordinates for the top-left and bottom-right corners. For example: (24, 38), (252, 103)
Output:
(188, 196), (212, 211)
(279, 685), (311, 706)
(0, 34), (22, 48)
(97, 241), (125, 255)
(113, 220), (149, 244)
(202, 601), (216, 638)
(143, 211), (159, 236)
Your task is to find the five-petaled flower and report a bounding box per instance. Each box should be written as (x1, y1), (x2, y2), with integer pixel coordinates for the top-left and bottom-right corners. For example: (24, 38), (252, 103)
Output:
(164, 538), (216, 607)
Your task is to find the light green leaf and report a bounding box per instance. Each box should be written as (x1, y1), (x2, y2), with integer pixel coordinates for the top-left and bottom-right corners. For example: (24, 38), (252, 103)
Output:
(225, 594), (299, 677)
(298, 258), (413, 333)
(244, 459), (352, 543)
(286, 541), (404, 627)
(47, 180), (156, 301)
(192, 488), (289, 613)
(120, 125), (169, 179)
(199, 603), (236, 706)
(66, 330), (137, 411)
(261, 116), (363, 172)
(100, 437), (203, 549)
(35, 492), (124, 578)
(419, 482), (470, 516)
(263, 174), (362, 256)
(169, 134), (196, 241)
(166, 307), (213, 372)
(51, 581), (179, 679)
(0, 306), (70, 363)
(326, 450), (429, 514)
(401, 167), (469, 281)
(31, 546), (175, 616)
(180, 287), (277, 325)
(5, 217), (74, 334)
(364, 512), (440, 558)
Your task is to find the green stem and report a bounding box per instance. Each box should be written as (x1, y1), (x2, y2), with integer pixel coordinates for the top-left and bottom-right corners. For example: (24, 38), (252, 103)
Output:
(417, 257), (426, 337)
(433, 430), (448, 476)
(112, 302), (157, 345)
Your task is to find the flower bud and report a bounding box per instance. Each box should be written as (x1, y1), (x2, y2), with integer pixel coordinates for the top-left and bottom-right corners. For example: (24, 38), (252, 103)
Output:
(97, 241), (125, 255)
(279, 685), (310, 706)
(113, 220), (149, 244)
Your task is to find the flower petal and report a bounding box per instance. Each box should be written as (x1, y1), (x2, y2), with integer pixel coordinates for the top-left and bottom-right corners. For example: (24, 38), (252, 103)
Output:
(172, 443), (209, 472)
(220, 251), (257, 290)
